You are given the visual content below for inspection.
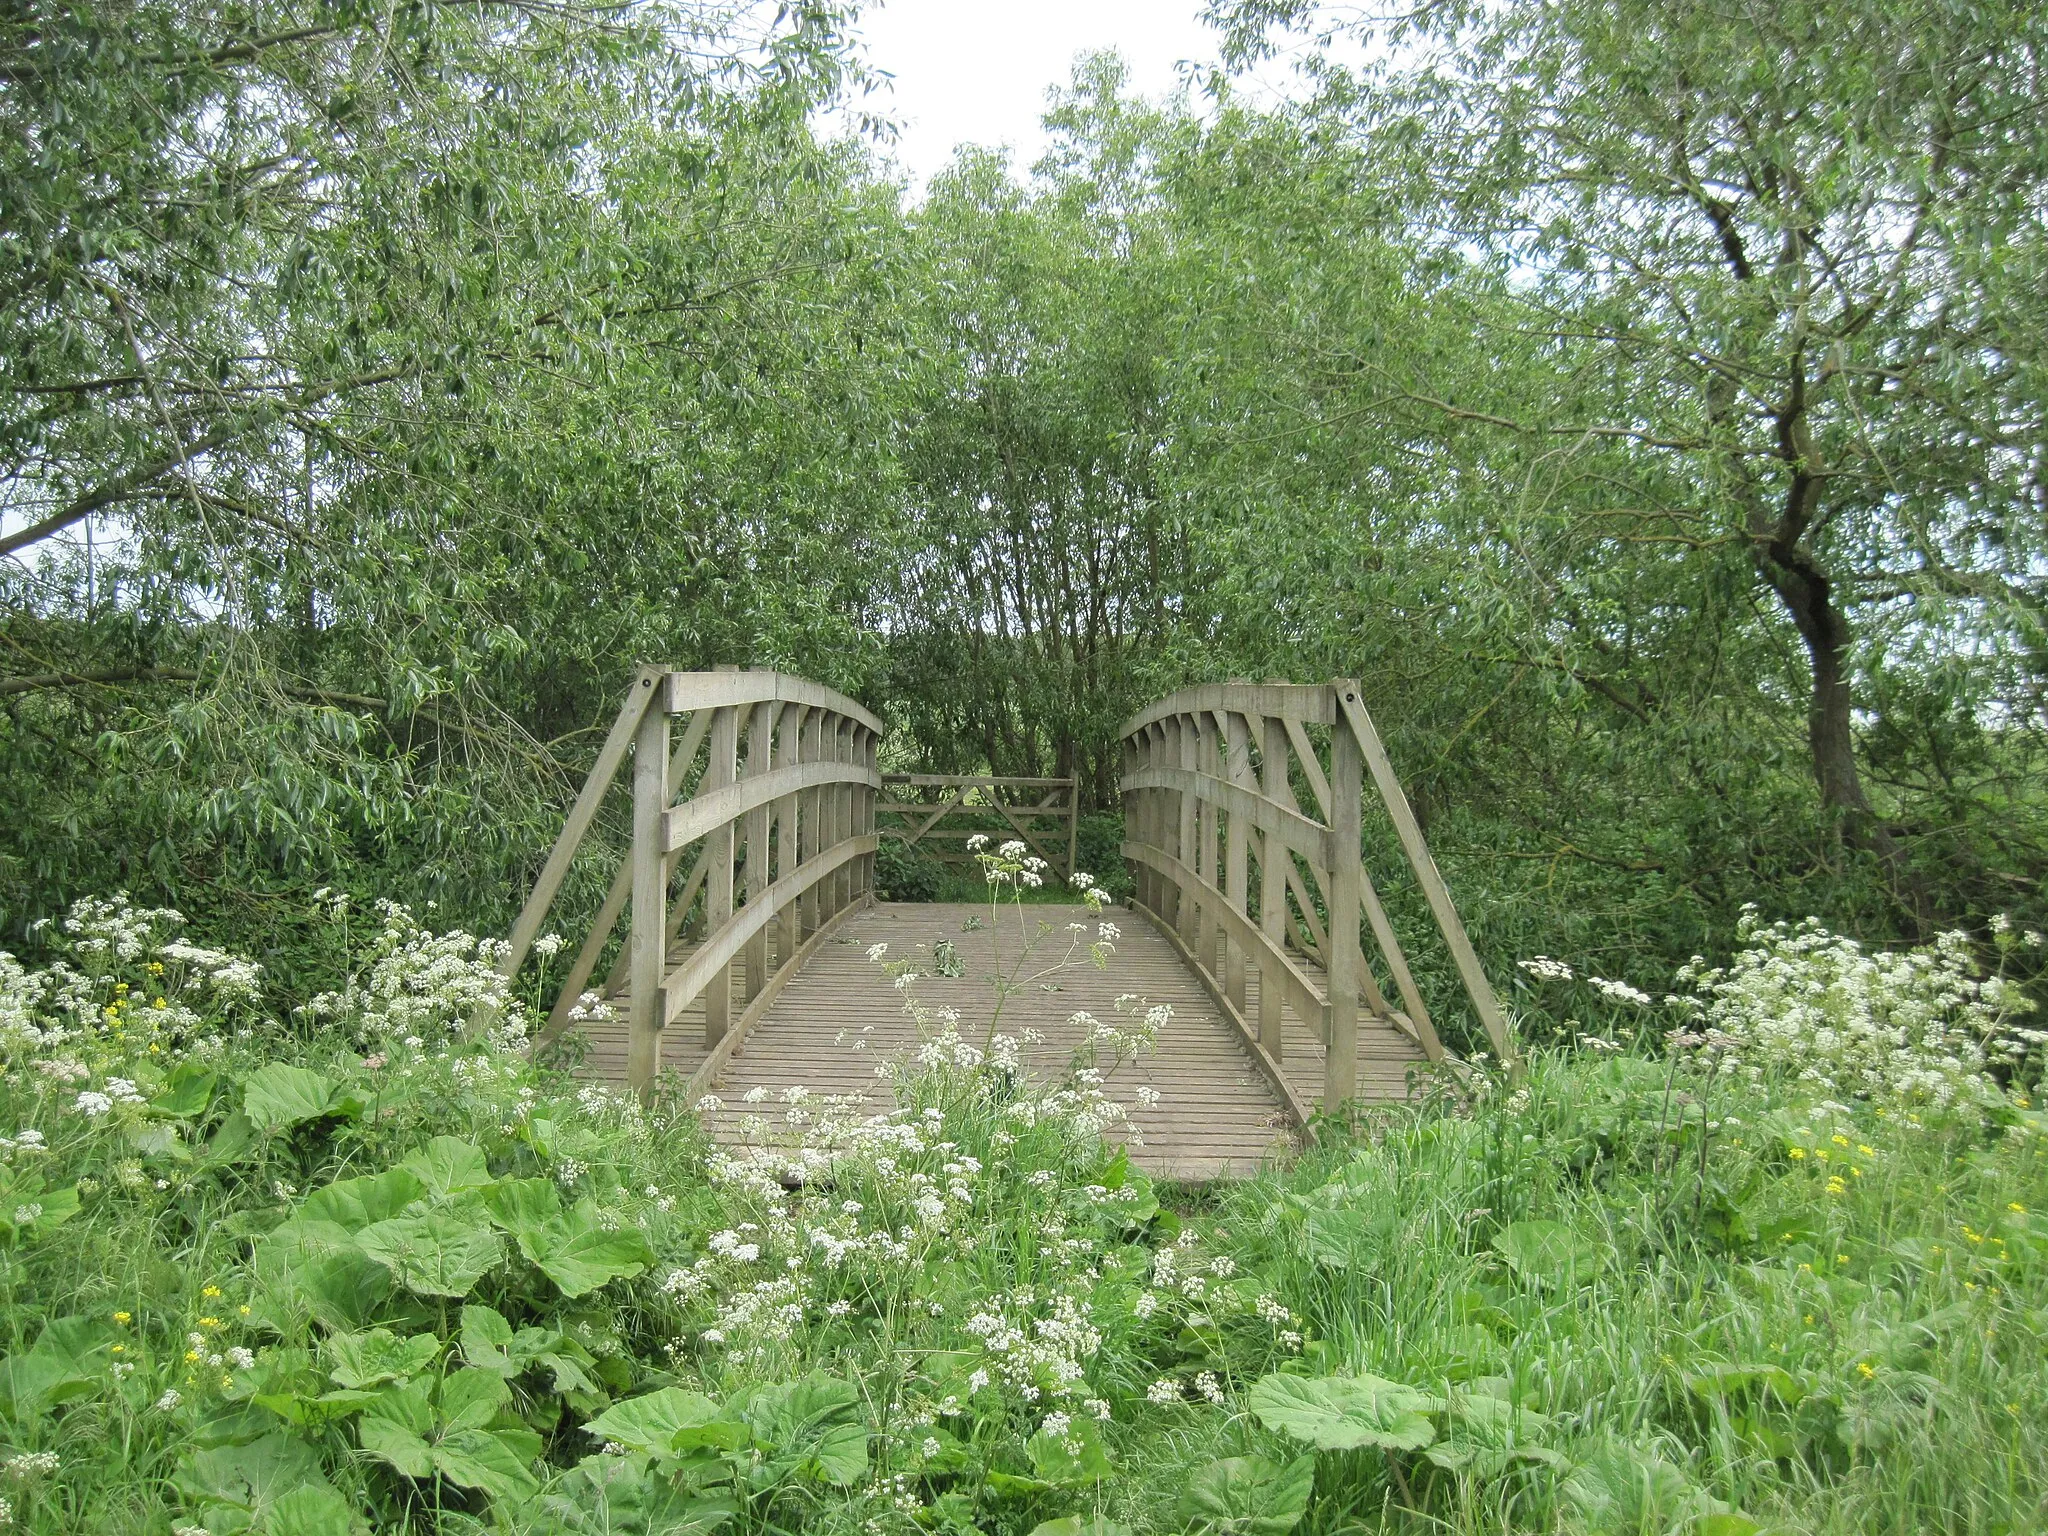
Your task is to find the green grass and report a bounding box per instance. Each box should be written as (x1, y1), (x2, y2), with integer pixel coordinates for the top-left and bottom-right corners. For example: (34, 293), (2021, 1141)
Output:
(0, 896), (2042, 1535)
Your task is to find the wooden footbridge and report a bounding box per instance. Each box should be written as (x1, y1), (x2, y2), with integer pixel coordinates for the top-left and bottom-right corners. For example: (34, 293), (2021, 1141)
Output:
(501, 669), (1513, 1178)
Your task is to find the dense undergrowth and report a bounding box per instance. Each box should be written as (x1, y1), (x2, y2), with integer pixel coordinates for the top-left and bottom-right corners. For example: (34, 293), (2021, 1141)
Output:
(0, 866), (2043, 1535)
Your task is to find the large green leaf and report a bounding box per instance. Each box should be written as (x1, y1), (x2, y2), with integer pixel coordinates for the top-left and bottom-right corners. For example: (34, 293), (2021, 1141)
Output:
(516, 1200), (655, 1297)
(357, 1373), (539, 1502)
(1248, 1373), (1440, 1452)
(174, 1431), (333, 1521)
(301, 1169), (427, 1231)
(484, 1176), (563, 1238)
(242, 1065), (350, 1132)
(1422, 1394), (1563, 1479)
(1180, 1454), (1317, 1536)
(357, 1212), (502, 1297)
(1562, 1445), (1739, 1533)
(267, 1483), (360, 1536)
(744, 1374), (869, 1486)
(583, 1387), (748, 1455)
(150, 1062), (219, 1118)
(1027, 1415), (1113, 1486)
(1491, 1220), (1604, 1286)
(323, 1328), (441, 1389)
(0, 1315), (115, 1413)
(1029, 1519), (1133, 1536)
(401, 1137), (496, 1199)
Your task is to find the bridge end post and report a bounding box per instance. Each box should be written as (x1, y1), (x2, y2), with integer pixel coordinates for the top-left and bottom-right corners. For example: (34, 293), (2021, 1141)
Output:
(627, 687), (670, 1099)
(1323, 681), (1364, 1111)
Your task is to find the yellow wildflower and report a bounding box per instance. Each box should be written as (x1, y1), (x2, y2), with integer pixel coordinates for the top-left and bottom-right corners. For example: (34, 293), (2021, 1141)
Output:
(1856, 1145), (1875, 1157)
(111, 1344), (125, 1354)
(184, 1350), (200, 1363)
(113, 1311), (131, 1325)
(198, 1316), (219, 1329)
(201, 1285), (221, 1299)
(2009, 1202), (2027, 1214)
(1787, 1147), (1806, 1160)
(1832, 1134), (1851, 1148)
(1857, 1362), (1876, 1379)
(238, 1305), (251, 1317)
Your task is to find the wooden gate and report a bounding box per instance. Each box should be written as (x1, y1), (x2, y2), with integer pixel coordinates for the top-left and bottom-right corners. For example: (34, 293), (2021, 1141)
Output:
(1119, 679), (1513, 1107)
(877, 774), (1080, 879)
(501, 667), (882, 1095)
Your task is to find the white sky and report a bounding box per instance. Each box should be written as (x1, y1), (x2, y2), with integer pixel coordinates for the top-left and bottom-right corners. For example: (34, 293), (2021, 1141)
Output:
(839, 0), (1228, 186)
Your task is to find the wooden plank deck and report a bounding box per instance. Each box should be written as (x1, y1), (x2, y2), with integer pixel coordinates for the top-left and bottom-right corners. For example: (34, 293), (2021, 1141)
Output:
(577, 901), (1427, 1180)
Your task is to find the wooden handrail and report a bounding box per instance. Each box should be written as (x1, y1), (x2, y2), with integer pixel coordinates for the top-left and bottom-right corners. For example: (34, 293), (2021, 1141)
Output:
(508, 666), (883, 1096)
(1118, 679), (1515, 1109)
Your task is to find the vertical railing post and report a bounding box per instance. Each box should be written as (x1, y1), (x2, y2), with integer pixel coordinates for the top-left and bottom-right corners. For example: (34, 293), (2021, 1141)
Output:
(742, 699), (774, 1006)
(799, 709), (823, 935)
(627, 683), (670, 1097)
(1174, 715), (1198, 952)
(702, 702), (738, 1048)
(862, 726), (878, 902)
(1325, 683), (1364, 1109)
(1066, 776), (1080, 883)
(1257, 713), (1288, 1059)
(775, 704), (805, 967)
(1223, 708), (1250, 1015)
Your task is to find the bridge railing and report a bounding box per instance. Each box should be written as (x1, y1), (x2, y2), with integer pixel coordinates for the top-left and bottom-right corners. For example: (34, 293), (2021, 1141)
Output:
(502, 666), (882, 1095)
(1119, 679), (1513, 1109)
(878, 773), (1080, 879)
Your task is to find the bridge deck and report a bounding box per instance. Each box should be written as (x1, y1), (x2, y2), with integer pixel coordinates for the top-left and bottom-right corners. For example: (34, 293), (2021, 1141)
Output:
(577, 901), (1427, 1180)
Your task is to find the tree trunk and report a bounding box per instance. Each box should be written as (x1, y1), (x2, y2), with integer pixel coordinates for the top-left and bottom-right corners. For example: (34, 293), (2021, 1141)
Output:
(1755, 539), (1927, 926)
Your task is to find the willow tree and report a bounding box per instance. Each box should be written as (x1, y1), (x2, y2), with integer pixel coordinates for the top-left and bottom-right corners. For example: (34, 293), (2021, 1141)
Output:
(1216, 0), (2048, 924)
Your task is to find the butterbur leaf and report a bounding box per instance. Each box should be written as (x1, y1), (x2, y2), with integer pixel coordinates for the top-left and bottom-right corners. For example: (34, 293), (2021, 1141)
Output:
(1492, 1221), (1604, 1286)
(485, 1177), (563, 1238)
(243, 1065), (349, 1132)
(267, 1483), (360, 1536)
(1424, 1395), (1561, 1479)
(461, 1305), (519, 1377)
(324, 1328), (440, 1389)
(582, 1387), (741, 1454)
(0, 1315), (115, 1413)
(1181, 1454), (1316, 1536)
(1563, 1445), (1737, 1533)
(1026, 1416), (1112, 1486)
(437, 1367), (511, 1432)
(1684, 1363), (1805, 1406)
(431, 1426), (543, 1501)
(300, 1169), (427, 1231)
(1248, 1373), (1439, 1452)
(518, 1200), (655, 1297)
(1029, 1519), (1133, 1536)
(175, 1431), (332, 1519)
(401, 1137), (495, 1199)
(358, 1212), (502, 1297)
(150, 1063), (218, 1118)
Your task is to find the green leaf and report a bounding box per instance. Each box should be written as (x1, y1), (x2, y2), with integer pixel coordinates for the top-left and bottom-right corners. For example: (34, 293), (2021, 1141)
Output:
(431, 1426), (543, 1501)
(150, 1063), (219, 1118)
(1683, 1363), (1806, 1406)
(323, 1328), (440, 1389)
(1563, 1445), (1736, 1533)
(1423, 1394), (1561, 1479)
(0, 1314), (115, 1413)
(357, 1212), (502, 1297)
(300, 1169), (426, 1231)
(1029, 1520), (1133, 1536)
(438, 1367), (511, 1431)
(174, 1432), (332, 1520)
(485, 1176), (563, 1237)
(267, 1483), (360, 1536)
(1027, 1414), (1113, 1486)
(583, 1387), (746, 1454)
(461, 1304), (520, 1377)
(358, 1384), (438, 1480)
(242, 1065), (348, 1131)
(1492, 1220), (1604, 1286)
(400, 1137), (495, 1199)
(1247, 1372), (1440, 1452)
(1180, 1454), (1316, 1536)
(1305, 1207), (1388, 1268)
(517, 1200), (655, 1297)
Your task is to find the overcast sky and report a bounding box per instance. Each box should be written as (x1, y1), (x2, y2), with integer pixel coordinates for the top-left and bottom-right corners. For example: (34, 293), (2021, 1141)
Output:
(838, 0), (1230, 186)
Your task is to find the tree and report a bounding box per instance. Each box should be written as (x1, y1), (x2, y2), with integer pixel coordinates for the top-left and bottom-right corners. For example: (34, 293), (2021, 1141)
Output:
(1215, 0), (2048, 917)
